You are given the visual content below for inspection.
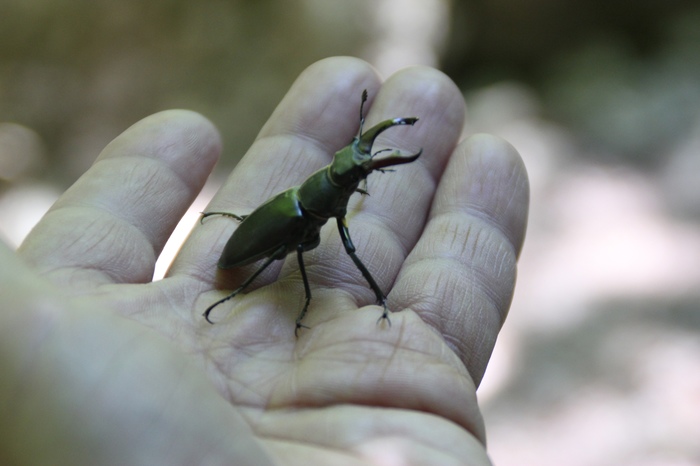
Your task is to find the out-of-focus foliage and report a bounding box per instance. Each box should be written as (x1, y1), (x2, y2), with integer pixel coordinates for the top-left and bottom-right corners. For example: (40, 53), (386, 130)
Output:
(2, 0), (699, 183)
(444, 0), (700, 164)
(0, 0), (370, 184)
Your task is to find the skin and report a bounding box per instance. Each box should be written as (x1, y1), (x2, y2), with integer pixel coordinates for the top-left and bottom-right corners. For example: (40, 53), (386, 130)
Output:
(0, 57), (529, 465)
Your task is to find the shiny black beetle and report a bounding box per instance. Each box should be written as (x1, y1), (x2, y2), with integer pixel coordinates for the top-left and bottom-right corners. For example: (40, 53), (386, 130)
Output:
(201, 90), (421, 334)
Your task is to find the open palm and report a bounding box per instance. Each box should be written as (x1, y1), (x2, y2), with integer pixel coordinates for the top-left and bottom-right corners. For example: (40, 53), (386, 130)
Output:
(2, 58), (528, 465)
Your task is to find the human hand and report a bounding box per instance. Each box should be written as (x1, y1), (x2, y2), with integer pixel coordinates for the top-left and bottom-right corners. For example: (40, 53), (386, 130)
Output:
(1, 57), (528, 465)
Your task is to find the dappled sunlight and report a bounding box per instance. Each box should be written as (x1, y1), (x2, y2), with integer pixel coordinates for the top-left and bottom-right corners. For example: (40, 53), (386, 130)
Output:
(361, 0), (450, 77)
(470, 82), (700, 465)
(484, 326), (700, 466)
(0, 183), (59, 248)
(518, 167), (700, 330)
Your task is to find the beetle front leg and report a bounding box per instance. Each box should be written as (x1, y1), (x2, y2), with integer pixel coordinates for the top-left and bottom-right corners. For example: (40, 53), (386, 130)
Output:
(294, 244), (313, 337)
(336, 217), (391, 327)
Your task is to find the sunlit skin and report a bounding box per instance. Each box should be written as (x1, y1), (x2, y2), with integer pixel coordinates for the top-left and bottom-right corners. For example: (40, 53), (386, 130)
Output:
(1, 57), (529, 465)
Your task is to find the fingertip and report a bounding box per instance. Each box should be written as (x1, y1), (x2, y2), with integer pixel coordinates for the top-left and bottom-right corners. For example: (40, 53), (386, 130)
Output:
(377, 66), (465, 129)
(460, 133), (530, 255)
(298, 56), (380, 88)
(258, 57), (382, 146)
(101, 109), (222, 192)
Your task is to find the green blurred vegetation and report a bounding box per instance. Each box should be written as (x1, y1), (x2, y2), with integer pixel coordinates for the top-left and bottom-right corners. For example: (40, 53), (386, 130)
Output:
(1, 0), (699, 185)
(0, 0), (369, 184)
(445, 0), (700, 163)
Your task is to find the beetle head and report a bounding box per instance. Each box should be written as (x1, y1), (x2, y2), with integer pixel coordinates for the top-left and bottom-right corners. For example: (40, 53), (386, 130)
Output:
(330, 115), (422, 187)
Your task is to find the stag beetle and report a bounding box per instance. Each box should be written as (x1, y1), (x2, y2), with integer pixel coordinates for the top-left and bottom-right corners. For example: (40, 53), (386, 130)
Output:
(201, 90), (421, 334)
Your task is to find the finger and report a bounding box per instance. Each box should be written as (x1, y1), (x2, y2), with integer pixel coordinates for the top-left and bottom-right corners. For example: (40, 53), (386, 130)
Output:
(1, 238), (275, 466)
(18, 110), (221, 287)
(392, 134), (529, 384)
(171, 57), (382, 283)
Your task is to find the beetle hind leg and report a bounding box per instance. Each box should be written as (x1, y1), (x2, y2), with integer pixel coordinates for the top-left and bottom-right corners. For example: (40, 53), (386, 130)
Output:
(294, 244), (313, 337)
(203, 251), (279, 324)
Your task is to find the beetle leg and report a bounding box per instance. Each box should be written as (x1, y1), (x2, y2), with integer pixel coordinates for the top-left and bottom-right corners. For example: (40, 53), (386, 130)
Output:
(202, 244), (284, 324)
(355, 179), (369, 196)
(374, 168), (395, 174)
(294, 244), (313, 337)
(200, 211), (247, 224)
(335, 217), (391, 327)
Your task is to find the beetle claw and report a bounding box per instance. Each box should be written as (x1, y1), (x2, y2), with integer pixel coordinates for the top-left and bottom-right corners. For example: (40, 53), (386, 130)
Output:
(294, 322), (311, 338)
(375, 301), (392, 327)
(376, 312), (392, 328)
(203, 308), (216, 324)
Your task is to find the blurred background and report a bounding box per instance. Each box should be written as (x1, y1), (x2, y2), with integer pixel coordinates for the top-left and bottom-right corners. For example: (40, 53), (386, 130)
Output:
(1, 0), (699, 464)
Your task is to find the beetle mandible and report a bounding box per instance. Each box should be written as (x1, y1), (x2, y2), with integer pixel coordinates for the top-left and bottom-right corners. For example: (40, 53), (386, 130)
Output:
(201, 90), (421, 335)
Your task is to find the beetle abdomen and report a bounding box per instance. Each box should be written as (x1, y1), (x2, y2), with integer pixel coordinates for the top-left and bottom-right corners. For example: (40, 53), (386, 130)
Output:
(217, 188), (326, 268)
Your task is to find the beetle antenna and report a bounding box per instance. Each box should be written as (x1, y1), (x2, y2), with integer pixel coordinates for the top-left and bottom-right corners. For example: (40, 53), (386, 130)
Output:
(357, 89), (368, 138)
(371, 148), (392, 159)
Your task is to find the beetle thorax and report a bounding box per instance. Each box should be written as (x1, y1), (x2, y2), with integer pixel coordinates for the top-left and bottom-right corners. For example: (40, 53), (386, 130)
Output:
(327, 141), (373, 187)
(297, 163), (358, 219)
